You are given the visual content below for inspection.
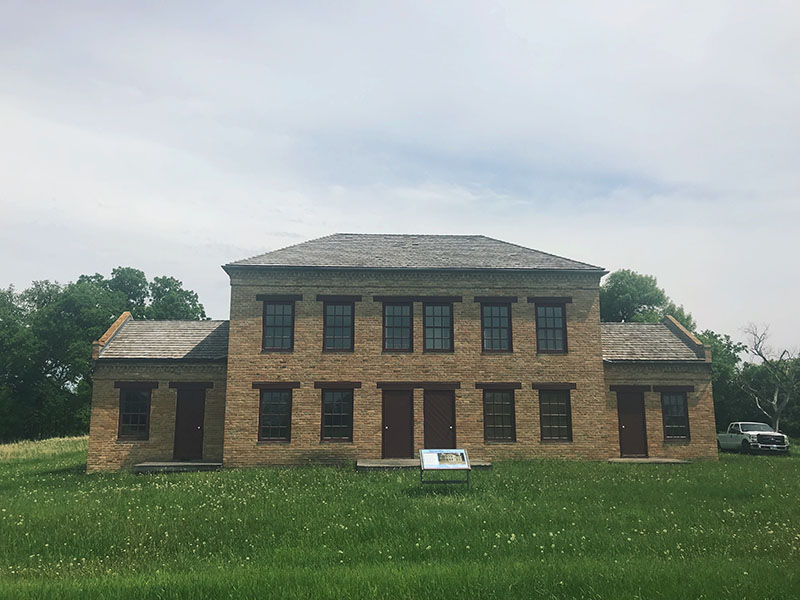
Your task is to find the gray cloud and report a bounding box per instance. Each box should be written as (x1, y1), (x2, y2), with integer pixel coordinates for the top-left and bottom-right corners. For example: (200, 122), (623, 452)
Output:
(1, 1), (798, 349)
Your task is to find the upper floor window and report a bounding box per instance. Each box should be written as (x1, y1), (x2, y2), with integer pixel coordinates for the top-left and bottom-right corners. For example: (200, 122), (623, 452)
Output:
(661, 392), (690, 440)
(539, 389), (572, 442)
(483, 388), (516, 441)
(423, 303), (453, 352)
(116, 383), (156, 441)
(259, 389), (292, 442)
(321, 388), (354, 441)
(383, 303), (412, 352)
(536, 303), (567, 353)
(263, 302), (295, 351)
(481, 303), (512, 352)
(258, 294), (302, 352)
(323, 302), (354, 352)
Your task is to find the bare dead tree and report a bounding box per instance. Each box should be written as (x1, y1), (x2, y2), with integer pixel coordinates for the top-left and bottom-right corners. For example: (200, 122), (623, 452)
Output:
(740, 324), (799, 431)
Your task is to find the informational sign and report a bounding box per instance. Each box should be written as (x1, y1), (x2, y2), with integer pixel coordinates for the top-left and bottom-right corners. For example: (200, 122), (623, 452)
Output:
(419, 449), (470, 470)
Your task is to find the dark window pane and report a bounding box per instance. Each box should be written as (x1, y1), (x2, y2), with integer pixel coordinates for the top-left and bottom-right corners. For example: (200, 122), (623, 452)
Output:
(324, 303), (354, 351)
(383, 303), (412, 351)
(259, 390), (292, 441)
(536, 304), (566, 352)
(482, 304), (511, 351)
(424, 304), (453, 351)
(483, 389), (516, 441)
(539, 390), (572, 441)
(119, 389), (151, 440)
(322, 389), (354, 441)
(263, 302), (294, 350)
(662, 393), (689, 439)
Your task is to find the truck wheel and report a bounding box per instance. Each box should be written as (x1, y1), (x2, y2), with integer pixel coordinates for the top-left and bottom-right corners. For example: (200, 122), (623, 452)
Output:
(717, 440), (723, 451)
(741, 440), (752, 454)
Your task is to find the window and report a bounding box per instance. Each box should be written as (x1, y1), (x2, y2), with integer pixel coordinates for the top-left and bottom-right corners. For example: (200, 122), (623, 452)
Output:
(262, 302), (295, 351)
(118, 388), (151, 440)
(383, 303), (412, 352)
(321, 389), (354, 441)
(539, 389), (572, 442)
(323, 302), (354, 351)
(259, 389), (292, 441)
(481, 303), (512, 352)
(536, 303), (567, 353)
(423, 303), (453, 352)
(483, 389), (516, 441)
(661, 392), (690, 440)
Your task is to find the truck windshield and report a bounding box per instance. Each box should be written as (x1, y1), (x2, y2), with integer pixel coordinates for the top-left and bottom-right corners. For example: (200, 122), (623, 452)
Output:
(740, 423), (773, 432)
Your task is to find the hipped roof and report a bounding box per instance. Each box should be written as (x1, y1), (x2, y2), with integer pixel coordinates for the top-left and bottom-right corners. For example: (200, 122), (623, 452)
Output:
(225, 234), (605, 272)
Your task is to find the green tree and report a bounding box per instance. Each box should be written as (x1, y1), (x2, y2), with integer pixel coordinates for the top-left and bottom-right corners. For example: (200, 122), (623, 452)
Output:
(146, 276), (207, 320)
(0, 287), (38, 440)
(696, 330), (750, 431)
(599, 269), (695, 330)
(108, 267), (150, 318)
(0, 269), (207, 442)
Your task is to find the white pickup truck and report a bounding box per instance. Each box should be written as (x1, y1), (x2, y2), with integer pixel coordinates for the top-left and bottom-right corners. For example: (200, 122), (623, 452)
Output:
(717, 422), (790, 454)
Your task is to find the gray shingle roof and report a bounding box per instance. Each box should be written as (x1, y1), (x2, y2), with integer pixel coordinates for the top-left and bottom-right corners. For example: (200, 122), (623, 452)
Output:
(226, 234), (604, 272)
(600, 322), (704, 362)
(97, 317), (702, 362)
(98, 320), (229, 360)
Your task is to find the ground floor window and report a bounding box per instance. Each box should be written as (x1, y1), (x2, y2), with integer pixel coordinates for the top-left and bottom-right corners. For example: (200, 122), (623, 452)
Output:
(259, 389), (292, 441)
(118, 388), (152, 440)
(321, 389), (354, 441)
(661, 392), (689, 439)
(539, 389), (572, 442)
(483, 389), (516, 441)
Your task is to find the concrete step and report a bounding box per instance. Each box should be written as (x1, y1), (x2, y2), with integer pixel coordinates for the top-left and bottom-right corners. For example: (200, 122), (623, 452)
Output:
(608, 457), (689, 464)
(356, 458), (492, 471)
(133, 461), (222, 474)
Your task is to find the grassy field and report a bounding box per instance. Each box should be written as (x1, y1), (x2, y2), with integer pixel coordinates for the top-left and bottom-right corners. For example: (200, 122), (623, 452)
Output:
(0, 438), (798, 599)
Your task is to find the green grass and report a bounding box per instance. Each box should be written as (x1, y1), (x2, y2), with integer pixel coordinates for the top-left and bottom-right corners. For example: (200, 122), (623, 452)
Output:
(0, 439), (798, 599)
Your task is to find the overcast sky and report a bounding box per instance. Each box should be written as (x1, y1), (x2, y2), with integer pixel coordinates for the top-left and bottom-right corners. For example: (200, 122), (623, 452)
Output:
(1, 1), (798, 351)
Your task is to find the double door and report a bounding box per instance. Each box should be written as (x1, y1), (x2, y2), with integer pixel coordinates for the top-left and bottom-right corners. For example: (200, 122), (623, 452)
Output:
(381, 389), (457, 458)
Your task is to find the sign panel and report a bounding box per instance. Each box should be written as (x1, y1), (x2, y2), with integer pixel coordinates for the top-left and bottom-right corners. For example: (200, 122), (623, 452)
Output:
(419, 449), (470, 471)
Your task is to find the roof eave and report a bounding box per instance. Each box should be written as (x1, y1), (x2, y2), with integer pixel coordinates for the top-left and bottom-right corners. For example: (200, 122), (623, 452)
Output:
(603, 359), (710, 365)
(95, 357), (228, 364)
(222, 264), (608, 276)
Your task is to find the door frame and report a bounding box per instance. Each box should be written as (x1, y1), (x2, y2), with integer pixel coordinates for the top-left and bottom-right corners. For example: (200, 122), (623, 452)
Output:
(170, 382), (212, 461)
(381, 389), (414, 458)
(616, 389), (648, 458)
(423, 389), (456, 449)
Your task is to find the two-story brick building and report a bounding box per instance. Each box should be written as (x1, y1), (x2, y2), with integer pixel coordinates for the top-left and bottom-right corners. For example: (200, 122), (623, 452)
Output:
(87, 234), (716, 471)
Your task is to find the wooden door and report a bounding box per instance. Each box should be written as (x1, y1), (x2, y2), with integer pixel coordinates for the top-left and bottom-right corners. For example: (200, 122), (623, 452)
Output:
(424, 390), (456, 449)
(173, 388), (205, 460)
(382, 390), (413, 458)
(617, 391), (647, 457)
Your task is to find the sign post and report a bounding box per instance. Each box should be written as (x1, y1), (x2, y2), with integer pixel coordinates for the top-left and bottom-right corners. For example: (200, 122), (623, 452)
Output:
(419, 449), (471, 489)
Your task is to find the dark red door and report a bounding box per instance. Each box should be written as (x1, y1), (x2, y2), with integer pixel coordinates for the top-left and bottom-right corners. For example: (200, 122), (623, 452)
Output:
(382, 390), (413, 458)
(424, 390), (455, 448)
(617, 391), (647, 457)
(173, 388), (205, 460)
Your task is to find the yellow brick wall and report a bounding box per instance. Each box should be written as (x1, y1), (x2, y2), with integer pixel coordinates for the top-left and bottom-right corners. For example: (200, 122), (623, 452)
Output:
(87, 268), (718, 471)
(603, 362), (717, 460)
(87, 362), (227, 472)
(223, 268), (622, 466)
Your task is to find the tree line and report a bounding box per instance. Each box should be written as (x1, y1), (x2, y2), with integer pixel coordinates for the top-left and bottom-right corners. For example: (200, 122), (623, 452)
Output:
(0, 268), (205, 442)
(0, 266), (796, 442)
